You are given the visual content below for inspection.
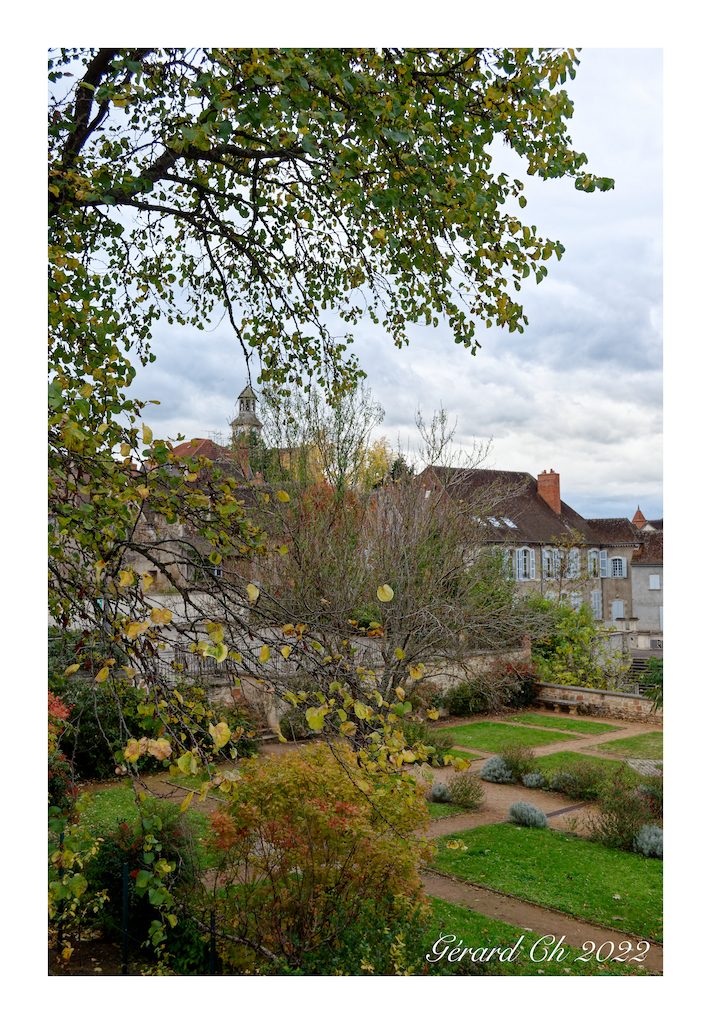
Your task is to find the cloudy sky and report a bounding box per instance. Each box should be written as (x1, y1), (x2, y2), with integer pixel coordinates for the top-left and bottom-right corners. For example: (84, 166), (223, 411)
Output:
(132, 48), (662, 520)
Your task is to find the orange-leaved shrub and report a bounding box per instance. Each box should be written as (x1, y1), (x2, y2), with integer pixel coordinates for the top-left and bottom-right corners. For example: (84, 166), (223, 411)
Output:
(200, 742), (432, 974)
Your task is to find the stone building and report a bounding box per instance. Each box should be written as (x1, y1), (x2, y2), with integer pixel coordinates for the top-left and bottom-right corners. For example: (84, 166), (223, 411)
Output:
(418, 464), (660, 633)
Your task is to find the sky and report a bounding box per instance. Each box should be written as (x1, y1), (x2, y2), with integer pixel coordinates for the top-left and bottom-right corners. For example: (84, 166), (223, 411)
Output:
(131, 48), (662, 520)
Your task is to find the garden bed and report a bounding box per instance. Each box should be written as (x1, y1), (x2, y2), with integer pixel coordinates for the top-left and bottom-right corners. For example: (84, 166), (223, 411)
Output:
(433, 823), (662, 941)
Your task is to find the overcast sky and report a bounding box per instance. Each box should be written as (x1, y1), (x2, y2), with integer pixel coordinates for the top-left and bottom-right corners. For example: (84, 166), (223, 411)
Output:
(132, 48), (662, 520)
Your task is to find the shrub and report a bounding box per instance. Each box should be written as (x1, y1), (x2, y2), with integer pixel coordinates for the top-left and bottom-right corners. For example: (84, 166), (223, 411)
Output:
(446, 772), (484, 810)
(549, 761), (605, 801)
(442, 678), (491, 717)
(86, 796), (203, 946)
(402, 719), (451, 766)
(200, 743), (431, 974)
(508, 802), (548, 828)
(279, 705), (312, 741)
(587, 769), (656, 851)
(499, 743), (536, 782)
(500, 664), (538, 709)
(634, 824), (663, 859)
(407, 680), (445, 714)
(637, 775), (663, 820)
(522, 771), (546, 789)
(430, 781), (450, 803)
(479, 756), (515, 784)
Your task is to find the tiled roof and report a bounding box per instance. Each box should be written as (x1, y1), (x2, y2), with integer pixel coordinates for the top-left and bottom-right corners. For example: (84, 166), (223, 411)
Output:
(586, 517), (641, 546)
(171, 438), (231, 461)
(422, 466), (598, 544)
(647, 518), (663, 531)
(632, 532), (663, 564)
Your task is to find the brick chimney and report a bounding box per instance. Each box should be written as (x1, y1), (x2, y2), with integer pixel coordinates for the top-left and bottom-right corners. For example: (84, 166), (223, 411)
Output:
(537, 468), (561, 515)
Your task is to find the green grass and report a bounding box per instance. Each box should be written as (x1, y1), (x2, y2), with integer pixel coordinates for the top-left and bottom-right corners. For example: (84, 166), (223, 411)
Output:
(77, 783), (215, 866)
(425, 898), (649, 975)
(437, 721), (569, 753)
(510, 713), (621, 735)
(444, 748), (482, 762)
(427, 802), (470, 820)
(589, 732), (663, 761)
(532, 751), (642, 785)
(433, 824), (662, 942)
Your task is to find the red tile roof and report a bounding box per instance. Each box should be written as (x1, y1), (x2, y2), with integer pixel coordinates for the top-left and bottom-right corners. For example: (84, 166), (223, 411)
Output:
(171, 438), (231, 461)
(632, 532), (663, 564)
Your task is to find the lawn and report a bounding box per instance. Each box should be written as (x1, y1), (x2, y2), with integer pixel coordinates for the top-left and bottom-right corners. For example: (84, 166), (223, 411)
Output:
(443, 748), (482, 762)
(589, 732), (663, 761)
(424, 898), (649, 975)
(427, 802), (470, 820)
(77, 783), (215, 866)
(434, 823), (662, 941)
(509, 713), (621, 736)
(437, 721), (568, 753)
(532, 751), (642, 785)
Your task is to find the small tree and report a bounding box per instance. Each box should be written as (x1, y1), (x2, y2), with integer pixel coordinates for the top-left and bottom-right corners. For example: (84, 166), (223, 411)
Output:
(531, 598), (629, 690)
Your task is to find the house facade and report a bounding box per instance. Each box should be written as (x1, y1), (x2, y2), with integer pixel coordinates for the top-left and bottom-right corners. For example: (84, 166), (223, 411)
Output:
(418, 464), (661, 635)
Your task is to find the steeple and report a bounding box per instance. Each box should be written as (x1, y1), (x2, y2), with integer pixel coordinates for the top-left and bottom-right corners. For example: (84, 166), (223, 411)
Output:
(231, 383), (262, 442)
(631, 506), (647, 529)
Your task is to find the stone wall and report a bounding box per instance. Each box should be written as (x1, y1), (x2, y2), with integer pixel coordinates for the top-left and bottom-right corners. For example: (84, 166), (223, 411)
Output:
(534, 682), (662, 724)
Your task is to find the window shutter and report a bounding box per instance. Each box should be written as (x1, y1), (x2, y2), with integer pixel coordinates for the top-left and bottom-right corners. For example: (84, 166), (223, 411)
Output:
(599, 550), (608, 578)
(592, 590), (602, 619)
(529, 548), (536, 580)
(516, 548), (524, 580)
(621, 557), (627, 578)
(649, 574), (660, 590)
(611, 599), (624, 620)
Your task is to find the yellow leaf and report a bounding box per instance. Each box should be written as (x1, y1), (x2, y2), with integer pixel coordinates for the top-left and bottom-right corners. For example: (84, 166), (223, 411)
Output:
(180, 791), (194, 813)
(280, 645), (292, 659)
(150, 607), (173, 625)
(142, 423), (153, 445)
(141, 573), (154, 591)
(124, 738), (142, 763)
(120, 443), (131, 457)
(275, 490), (290, 503)
(339, 721), (357, 737)
(118, 569), (135, 588)
(426, 708), (440, 720)
(94, 666), (110, 683)
(136, 485), (150, 499)
(147, 738), (172, 761)
(259, 645), (271, 663)
(377, 584), (394, 603)
(213, 641), (228, 663)
(125, 620), (150, 640)
(123, 665), (137, 679)
(64, 663), (80, 677)
(408, 663), (425, 681)
(209, 721), (231, 749)
(246, 583), (260, 604)
(394, 647), (405, 661)
(395, 686), (406, 701)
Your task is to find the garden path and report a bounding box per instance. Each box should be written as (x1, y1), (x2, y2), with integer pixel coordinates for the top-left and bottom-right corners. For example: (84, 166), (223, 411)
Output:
(421, 870), (663, 973)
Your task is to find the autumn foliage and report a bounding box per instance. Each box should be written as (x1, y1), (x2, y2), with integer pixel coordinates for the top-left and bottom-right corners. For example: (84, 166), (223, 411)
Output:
(199, 743), (431, 973)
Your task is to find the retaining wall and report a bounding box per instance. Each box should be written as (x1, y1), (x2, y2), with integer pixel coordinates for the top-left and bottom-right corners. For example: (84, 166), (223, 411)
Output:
(534, 682), (662, 724)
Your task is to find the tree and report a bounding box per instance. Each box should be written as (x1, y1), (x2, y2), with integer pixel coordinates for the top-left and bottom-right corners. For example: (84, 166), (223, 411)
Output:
(48, 48), (611, 960)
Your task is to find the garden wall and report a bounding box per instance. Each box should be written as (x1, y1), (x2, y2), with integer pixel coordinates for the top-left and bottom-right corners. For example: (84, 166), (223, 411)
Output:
(534, 682), (662, 724)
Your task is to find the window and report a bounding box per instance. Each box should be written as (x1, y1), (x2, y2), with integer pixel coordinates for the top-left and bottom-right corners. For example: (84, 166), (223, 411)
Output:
(516, 547), (536, 581)
(569, 592), (582, 611)
(610, 557), (627, 578)
(591, 590), (602, 620)
(599, 549), (608, 578)
(424, 489), (431, 499)
(566, 548), (580, 579)
(659, 606), (663, 629)
(611, 599), (625, 620)
(649, 574), (661, 590)
(501, 517), (517, 529)
(543, 548), (555, 579)
(588, 549), (600, 577)
(487, 516), (502, 527)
